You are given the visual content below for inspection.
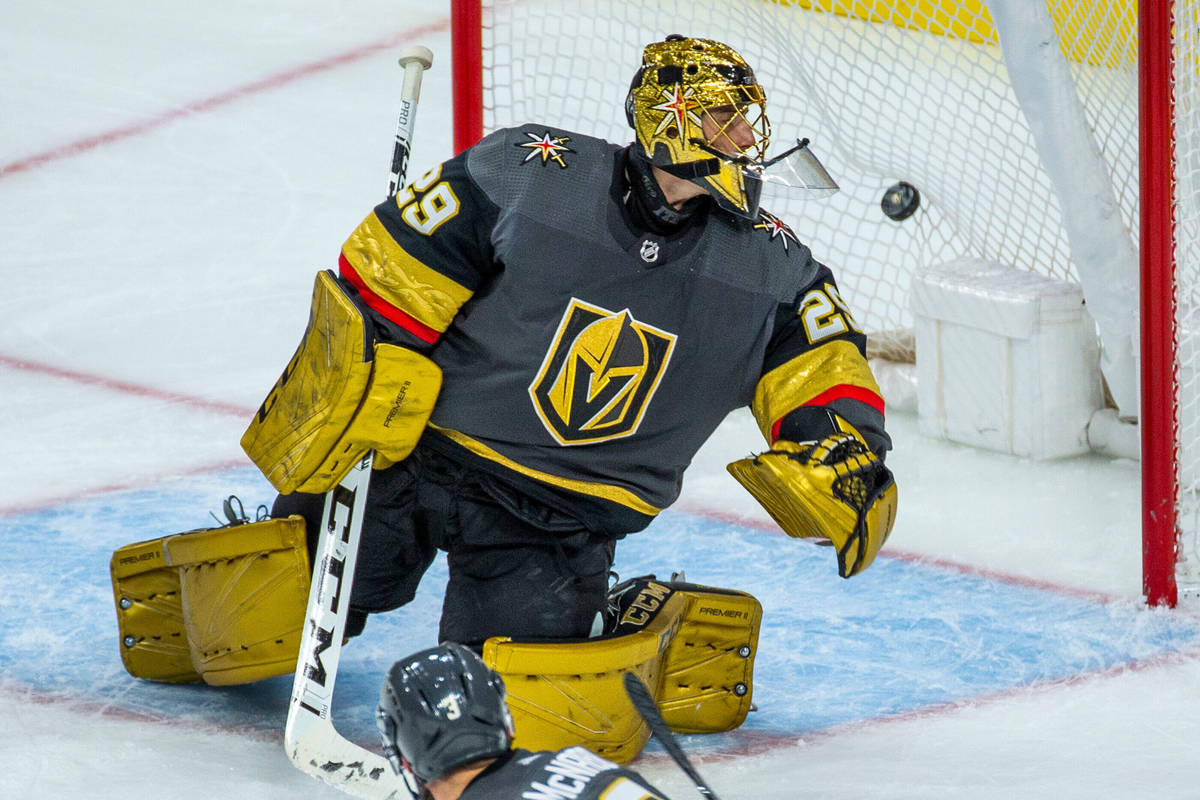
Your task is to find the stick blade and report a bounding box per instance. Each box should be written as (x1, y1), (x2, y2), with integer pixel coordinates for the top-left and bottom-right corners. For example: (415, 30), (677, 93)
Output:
(284, 455), (395, 798)
(286, 718), (404, 799)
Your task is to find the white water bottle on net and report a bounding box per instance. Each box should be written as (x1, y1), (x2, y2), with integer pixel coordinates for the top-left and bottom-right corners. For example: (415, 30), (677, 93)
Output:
(450, 0), (1200, 605)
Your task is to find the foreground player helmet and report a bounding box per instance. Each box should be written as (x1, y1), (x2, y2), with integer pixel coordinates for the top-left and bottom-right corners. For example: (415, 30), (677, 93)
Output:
(376, 643), (514, 791)
(626, 35), (771, 218)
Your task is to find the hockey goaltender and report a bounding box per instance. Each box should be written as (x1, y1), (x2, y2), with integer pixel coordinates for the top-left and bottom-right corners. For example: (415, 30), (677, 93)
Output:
(110, 34), (897, 762)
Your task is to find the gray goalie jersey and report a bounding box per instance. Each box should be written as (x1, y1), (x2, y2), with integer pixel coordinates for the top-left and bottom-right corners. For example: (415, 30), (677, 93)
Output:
(338, 124), (885, 534)
(458, 746), (668, 800)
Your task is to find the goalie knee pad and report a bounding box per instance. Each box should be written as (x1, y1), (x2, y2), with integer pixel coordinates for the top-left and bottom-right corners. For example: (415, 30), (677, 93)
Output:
(240, 269), (442, 493)
(480, 576), (760, 763)
(111, 515), (310, 686)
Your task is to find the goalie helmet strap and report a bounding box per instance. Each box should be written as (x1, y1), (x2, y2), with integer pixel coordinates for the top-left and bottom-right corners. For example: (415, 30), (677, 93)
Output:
(656, 157), (723, 181)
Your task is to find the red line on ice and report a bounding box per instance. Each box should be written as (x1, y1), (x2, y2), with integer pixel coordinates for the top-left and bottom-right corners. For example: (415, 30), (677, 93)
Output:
(0, 353), (253, 419)
(0, 456), (250, 517)
(0, 18), (449, 180)
(0, 354), (257, 516)
(675, 501), (1126, 605)
(0, 680), (279, 744)
(0, 350), (1153, 607)
(638, 643), (1200, 766)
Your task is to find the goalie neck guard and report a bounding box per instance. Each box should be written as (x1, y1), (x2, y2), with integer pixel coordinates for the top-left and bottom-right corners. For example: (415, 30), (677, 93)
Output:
(626, 34), (771, 218)
(376, 643), (515, 789)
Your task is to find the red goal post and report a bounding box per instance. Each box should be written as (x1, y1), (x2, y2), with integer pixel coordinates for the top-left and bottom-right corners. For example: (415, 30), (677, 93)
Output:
(1140, 0), (1179, 607)
(450, 0), (1196, 607)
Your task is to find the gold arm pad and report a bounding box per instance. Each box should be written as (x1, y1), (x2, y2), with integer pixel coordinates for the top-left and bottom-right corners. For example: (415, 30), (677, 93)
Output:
(241, 270), (374, 493)
(241, 271), (443, 493)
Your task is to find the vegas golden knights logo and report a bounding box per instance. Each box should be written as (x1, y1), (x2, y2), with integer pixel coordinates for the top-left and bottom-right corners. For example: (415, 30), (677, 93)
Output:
(530, 298), (677, 445)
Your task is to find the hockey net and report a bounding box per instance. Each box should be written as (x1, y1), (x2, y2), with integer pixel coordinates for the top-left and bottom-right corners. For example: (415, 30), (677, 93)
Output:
(451, 0), (1199, 604)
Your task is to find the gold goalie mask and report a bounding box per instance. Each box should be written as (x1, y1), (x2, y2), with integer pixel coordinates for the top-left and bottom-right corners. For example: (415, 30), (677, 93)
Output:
(625, 35), (838, 219)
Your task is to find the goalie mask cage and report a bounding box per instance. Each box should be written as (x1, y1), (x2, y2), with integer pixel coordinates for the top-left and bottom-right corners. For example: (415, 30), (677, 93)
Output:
(450, 0), (1199, 607)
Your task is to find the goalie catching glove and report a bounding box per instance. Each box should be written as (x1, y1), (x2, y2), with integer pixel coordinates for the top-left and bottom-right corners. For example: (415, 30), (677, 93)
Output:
(727, 427), (897, 578)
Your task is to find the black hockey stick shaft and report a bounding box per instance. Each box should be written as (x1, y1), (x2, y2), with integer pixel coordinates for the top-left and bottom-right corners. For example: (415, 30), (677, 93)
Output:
(623, 672), (724, 800)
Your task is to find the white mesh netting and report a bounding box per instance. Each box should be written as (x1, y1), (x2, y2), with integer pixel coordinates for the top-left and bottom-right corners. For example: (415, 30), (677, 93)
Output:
(1175, 0), (1200, 590)
(475, 0), (1197, 591)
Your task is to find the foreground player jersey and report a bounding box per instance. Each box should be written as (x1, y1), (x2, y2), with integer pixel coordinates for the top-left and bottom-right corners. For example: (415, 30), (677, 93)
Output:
(459, 746), (667, 800)
(338, 125), (883, 533)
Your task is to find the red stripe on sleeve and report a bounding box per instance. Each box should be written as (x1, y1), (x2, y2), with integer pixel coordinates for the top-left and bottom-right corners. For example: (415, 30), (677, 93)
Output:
(770, 384), (886, 442)
(338, 254), (440, 344)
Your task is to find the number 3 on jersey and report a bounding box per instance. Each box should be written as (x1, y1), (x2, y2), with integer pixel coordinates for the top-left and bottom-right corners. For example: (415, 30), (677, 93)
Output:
(395, 164), (460, 235)
(798, 282), (861, 343)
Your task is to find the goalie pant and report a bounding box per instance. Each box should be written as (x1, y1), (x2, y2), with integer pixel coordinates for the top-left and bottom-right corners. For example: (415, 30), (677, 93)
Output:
(447, 745), (669, 800)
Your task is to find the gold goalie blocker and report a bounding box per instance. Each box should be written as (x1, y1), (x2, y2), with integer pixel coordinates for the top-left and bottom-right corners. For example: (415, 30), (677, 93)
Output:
(240, 268), (443, 495)
(727, 423), (898, 578)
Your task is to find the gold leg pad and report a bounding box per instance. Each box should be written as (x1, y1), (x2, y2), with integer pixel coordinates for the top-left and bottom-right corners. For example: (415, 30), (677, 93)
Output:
(657, 587), (761, 734)
(110, 539), (202, 683)
(481, 580), (761, 762)
(483, 592), (689, 764)
(167, 516), (310, 686)
(110, 516), (310, 686)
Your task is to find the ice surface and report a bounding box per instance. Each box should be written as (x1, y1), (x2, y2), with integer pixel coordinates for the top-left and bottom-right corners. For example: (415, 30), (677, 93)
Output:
(3, 3), (1200, 798)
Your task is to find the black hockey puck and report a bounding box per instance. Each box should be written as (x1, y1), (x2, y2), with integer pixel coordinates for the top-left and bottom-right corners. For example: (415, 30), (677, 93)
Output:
(881, 181), (920, 221)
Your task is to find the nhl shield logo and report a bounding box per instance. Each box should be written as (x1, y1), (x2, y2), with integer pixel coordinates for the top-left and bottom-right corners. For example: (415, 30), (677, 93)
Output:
(639, 239), (660, 263)
(530, 298), (677, 445)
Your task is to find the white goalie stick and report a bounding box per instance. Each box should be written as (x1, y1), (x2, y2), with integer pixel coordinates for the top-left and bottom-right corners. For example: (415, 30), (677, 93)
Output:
(283, 45), (433, 799)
